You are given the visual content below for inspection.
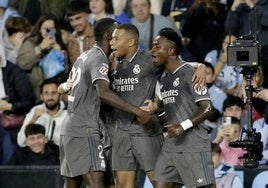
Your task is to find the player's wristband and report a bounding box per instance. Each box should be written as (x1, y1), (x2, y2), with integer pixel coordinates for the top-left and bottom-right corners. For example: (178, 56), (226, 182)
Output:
(158, 111), (166, 117)
(197, 63), (202, 67)
(61, 82), (69, 92)
(180, 119), (193, 131)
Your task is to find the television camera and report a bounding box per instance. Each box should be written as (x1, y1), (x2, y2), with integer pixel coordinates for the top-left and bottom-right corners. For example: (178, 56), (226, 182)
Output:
(227, 34), (263, 168)
(227, 35), (260, 67)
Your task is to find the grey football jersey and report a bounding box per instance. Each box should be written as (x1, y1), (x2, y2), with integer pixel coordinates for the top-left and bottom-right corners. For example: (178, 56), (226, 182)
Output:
(160, 64), (211, 152)
(61, 46), (110, 137)
(112, 49), (162, 135)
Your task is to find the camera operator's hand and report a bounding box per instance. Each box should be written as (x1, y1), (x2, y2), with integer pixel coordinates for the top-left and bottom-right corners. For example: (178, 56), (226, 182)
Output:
(255, 89), (268, 101)
(164, 124), (184, 137)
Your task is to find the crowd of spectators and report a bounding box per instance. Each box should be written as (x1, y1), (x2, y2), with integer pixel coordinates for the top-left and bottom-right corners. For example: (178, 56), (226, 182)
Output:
(0, 0), (268, 187)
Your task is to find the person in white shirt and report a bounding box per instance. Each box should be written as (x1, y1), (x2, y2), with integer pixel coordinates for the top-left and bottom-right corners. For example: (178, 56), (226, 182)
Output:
(17, 78), (67, 147)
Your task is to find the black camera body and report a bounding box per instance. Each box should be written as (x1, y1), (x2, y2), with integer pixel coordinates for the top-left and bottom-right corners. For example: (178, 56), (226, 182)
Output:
(227, 36), (260, 67)
(229, 129), (263, 168)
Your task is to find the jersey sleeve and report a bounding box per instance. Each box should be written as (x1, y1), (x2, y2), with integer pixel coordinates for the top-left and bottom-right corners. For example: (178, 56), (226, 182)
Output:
(185, 65), (211, 103)
(89, 54), (110, 84)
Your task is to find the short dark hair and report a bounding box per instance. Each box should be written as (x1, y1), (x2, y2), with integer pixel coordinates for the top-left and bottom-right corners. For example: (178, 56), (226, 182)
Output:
(103, 0), (114, 14)
(66, 0), (90, 17)
(25, 124), (46, 137)
(5, 17), (31, 36)
(94, 18), (117, 42)
(158, 27), (182, 55)
(223, 95), (244, 112)
(40, 78), (59, 94)
(117, 23), (139, 39)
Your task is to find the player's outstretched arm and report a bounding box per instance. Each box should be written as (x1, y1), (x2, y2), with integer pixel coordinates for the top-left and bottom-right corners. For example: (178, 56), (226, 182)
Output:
(95, 79), (153, 129)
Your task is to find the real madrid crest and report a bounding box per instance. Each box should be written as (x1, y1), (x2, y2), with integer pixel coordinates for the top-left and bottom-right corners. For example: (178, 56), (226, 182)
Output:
(173, 77), (180, 87)
(133, 64), (140, 74)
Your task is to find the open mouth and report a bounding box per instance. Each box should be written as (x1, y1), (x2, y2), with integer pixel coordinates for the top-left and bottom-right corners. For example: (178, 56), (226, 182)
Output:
(151, 55), (157, 62)
(111, 48), (119, 57)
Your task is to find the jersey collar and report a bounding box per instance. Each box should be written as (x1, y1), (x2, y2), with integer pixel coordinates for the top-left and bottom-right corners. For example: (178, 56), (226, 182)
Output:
(119, 48), (140, 64)
(93, 45), (106, 57)
(171, 63), (187, 75)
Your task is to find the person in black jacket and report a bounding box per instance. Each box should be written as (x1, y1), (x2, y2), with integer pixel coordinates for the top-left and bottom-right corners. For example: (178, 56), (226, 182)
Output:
(0, 44), (35, 164)
(7, 123), (59, 165)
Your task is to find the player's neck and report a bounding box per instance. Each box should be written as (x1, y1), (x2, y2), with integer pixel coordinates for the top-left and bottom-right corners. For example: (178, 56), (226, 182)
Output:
(165, 58), (183, 73)
(96, 41), (109, 56)
(123, 46), (138, 60)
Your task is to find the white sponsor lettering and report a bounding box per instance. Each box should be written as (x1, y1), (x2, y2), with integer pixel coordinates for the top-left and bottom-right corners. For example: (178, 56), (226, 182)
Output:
(113, 77), (138, 92)
(161, 90), (179, 98)
(163, 97), (175, 104)
(114, 77), (139, 85)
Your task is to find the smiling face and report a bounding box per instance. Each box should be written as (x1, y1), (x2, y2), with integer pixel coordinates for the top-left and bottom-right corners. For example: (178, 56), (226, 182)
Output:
(40, 83), (60, 111)
(68, 12), (90, 34)
(26, 134), (47, 154)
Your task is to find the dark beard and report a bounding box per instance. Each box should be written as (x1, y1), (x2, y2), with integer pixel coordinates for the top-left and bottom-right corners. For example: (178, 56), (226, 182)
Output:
(45, 101), (59, 111)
